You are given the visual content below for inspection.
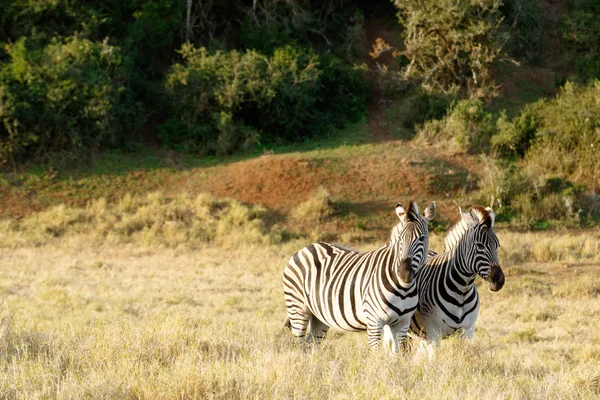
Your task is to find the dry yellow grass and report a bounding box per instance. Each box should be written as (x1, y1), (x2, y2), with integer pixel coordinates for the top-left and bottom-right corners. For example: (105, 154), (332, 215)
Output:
(0, 200), (599, 399)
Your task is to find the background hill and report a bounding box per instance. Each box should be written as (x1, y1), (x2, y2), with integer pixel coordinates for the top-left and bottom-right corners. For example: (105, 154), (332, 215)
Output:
(1, 0), (599, 233)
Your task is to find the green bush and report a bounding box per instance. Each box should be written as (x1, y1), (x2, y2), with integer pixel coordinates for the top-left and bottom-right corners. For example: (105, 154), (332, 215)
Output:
(523, 81), (600, 192)
(415, 99), (495, 154)
(482, 80), (600, 227)
(493, 107), (539, 158)
(392, 0), (505, 98)
(477, 160), (585, 229)
(160, 44), (367, 154)
(493, 82), (600, 191)
(0, 36), (142, 165)
(560, 0), (600, 81)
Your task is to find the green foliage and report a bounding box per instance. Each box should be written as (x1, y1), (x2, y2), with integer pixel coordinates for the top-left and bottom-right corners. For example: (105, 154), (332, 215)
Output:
(239, 0), (367, 57)
(416, 99), (495, 154)
(522, 81), (600, 192)
(477, 159), (585, 229)
(392, 0), (505, 98)
(560, 0), (600, 81)
(385, 88), (452, 138)
(160, 44), (367, 154)
(0, 36), (142, 165)
(493, 107), (539, 157)
(479, 80), (600, 227)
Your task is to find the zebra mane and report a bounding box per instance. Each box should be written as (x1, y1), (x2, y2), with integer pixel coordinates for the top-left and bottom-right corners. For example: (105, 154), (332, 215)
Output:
(443, 206), (495, 251)
(387, 221), (403, 247)
(443, 213), (472, 251)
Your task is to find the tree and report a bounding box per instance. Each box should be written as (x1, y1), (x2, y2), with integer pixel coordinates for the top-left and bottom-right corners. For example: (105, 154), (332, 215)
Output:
(393, 0), (505, 98)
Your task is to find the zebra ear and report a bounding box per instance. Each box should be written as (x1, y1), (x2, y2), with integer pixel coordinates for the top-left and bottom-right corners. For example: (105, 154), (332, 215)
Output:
(424, 201), (436, 222)
(395, 202), (406, 219)
(406, 201), (420, 221)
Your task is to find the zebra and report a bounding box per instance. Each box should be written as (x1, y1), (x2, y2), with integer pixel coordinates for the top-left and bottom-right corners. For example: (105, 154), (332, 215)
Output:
(410, 206), (505, 345)
(282, 200), (436, 352)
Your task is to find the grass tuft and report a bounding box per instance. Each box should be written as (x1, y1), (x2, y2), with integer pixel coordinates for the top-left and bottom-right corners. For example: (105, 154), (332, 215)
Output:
(291, 187), (334, 223)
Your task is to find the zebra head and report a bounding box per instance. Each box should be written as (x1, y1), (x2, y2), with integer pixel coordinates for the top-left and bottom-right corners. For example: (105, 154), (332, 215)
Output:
(462, 206), (505, 292)
(391, 200), (436, 284)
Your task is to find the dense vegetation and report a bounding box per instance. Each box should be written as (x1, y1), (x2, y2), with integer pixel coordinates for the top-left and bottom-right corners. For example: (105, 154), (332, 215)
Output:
(0, 0), (599, 227)
(0, 0), (372, 163)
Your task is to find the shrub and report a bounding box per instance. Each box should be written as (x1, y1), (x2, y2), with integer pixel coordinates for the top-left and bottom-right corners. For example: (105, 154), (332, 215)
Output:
(292, 187), (334, 222)
(392, 0), (505, 98)
(415, 99), (495, 154)
(483, 80), (600, 227)
(0, 36), (142, 166)
(493, 107), (539, 158)
(159, 45), (284, 154)
(560, 0), (600, 81)
(160, 44), (367, 154)
(477, 157), (586, 229)
(523, 81), (600, 193)
(384, 87), (452, 138)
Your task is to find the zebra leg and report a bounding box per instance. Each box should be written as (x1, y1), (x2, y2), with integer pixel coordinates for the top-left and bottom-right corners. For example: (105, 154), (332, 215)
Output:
(382, 325), (398, 354)
(284, 300), (311, 338)
(460, 326), (475, 340)
(425, 326), (442, 347)
(367, 322), (383, 351)
(383, 323), (410, 354)
(305, 316), (330, 344)
(287, 312), (311, 338)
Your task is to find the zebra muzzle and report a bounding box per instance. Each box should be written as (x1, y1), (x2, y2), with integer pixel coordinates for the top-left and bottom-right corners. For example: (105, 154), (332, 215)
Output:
(398, 257), (415, 283)
(486, 265), (505, 292)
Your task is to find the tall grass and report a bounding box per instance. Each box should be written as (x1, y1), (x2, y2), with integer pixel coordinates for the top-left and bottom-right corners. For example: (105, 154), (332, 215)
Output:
(0, 192), (278, 249)
(3, 194), (598, 265)
(0, 197), (599, 397)
(0, 238), (598, 399)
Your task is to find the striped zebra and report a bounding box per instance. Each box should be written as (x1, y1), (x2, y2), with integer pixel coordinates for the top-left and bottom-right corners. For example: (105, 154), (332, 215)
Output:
(282, 200), (436, 352)
(410, 206), (505, 344)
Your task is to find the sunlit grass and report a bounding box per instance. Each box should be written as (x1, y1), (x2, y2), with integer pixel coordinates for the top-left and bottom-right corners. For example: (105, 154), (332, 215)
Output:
(0, 210), (599, 398)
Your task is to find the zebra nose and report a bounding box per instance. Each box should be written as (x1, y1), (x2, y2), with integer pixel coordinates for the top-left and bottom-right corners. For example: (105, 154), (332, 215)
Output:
(399, 257), (414, 283)
(487, 265), (505, 292)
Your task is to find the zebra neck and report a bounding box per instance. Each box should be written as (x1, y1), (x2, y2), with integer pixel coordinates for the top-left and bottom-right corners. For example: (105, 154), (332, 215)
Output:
(447, 248), (477, 294)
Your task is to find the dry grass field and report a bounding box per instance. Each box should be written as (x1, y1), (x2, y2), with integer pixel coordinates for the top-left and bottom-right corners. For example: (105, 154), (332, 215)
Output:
(0, 198), (599, 399)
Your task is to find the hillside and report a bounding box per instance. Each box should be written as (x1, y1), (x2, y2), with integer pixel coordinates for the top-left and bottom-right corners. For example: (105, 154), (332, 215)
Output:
(1, 0), (599, 232)
(0, 124), (484, 240)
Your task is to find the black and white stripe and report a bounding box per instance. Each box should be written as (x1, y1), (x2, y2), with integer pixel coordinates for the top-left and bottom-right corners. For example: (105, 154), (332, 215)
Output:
(283, 201), (436, 352)
(410, 206), (505, 344)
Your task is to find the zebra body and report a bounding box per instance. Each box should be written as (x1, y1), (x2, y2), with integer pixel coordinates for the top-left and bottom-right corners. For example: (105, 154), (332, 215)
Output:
(282, 201), (436, 352)
(410, 206), (505, 344)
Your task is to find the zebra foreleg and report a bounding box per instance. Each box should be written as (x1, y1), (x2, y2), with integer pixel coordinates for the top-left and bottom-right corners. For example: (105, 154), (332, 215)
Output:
(458, 326), (475, 340)
(424, 325), (442, 347)
(285, 310), (311, 339)
(305, 316), (330, 344)
(382, 325), (398, 353)
(383, 323), (410, 354)
(367, 322), (384, 351)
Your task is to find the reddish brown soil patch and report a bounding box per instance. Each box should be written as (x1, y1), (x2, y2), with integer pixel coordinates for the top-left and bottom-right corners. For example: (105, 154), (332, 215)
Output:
(197, 156), (325, 211)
